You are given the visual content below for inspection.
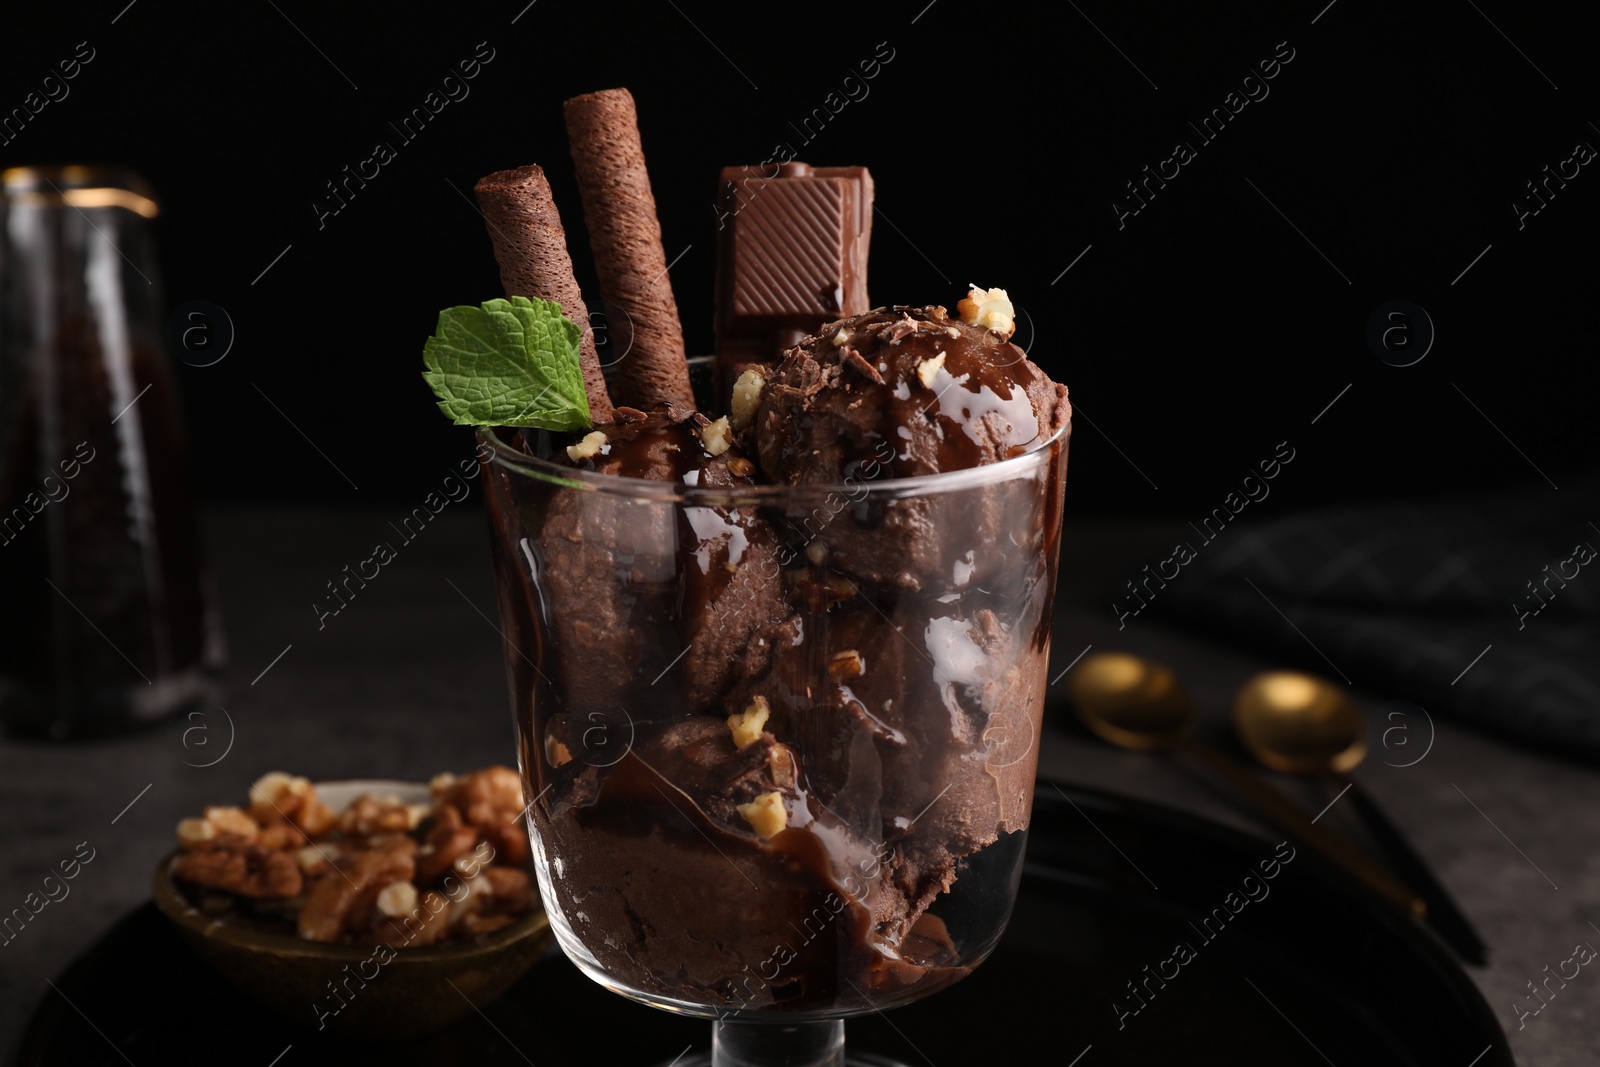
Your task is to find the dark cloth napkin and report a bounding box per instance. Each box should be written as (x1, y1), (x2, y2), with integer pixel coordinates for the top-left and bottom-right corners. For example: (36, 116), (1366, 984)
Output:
(1158, 479), (1600, 757)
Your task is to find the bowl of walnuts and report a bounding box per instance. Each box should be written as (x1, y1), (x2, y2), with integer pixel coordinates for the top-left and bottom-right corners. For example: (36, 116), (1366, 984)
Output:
(152, 766), (552, 1039)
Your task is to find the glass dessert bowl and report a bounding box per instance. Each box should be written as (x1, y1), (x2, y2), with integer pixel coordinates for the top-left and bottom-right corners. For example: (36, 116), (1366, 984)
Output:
(476, 323), (1069, 1064)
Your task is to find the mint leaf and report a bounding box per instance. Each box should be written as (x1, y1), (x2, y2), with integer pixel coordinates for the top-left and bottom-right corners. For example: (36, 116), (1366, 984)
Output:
(422, 296), (591, 431)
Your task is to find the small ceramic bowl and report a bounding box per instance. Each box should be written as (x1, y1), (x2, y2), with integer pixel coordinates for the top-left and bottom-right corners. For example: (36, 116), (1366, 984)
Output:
(152, 779), (553, 1040)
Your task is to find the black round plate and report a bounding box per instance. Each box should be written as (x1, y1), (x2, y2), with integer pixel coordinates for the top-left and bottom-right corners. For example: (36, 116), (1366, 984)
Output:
(11, 783), (1510, 1066)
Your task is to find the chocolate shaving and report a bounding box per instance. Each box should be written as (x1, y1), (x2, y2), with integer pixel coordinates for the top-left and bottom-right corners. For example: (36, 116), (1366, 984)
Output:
(841, 347), (884, 384)
(882, 315), (919, 345)
(473, 164), (614, 423)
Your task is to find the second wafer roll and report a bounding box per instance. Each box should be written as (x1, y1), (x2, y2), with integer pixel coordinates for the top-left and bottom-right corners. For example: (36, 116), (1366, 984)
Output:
(473, 164), (614, 423)
(564, 88), (694, 412)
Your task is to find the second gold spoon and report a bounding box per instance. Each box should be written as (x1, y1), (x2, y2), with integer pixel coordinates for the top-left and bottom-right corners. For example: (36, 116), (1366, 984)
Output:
(1235, 671), (1485, 962)
(1069, 652), (1423, 917)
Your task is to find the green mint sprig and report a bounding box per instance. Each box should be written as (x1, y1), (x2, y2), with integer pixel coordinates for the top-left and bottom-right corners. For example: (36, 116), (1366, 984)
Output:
(422, 296), (591, 431)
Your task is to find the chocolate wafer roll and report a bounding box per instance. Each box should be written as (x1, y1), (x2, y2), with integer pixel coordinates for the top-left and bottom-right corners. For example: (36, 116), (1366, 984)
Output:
(563, 88), (694, 411)
(473, 165), (614, 423)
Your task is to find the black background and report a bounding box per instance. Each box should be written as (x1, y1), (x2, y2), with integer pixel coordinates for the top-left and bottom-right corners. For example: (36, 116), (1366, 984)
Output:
(2, 0), (1593, 514)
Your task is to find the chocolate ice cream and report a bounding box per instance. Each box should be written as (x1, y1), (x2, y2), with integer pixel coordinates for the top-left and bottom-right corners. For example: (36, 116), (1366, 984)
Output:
(756, 304), (1067, 480)
(752, 303), (1070, 593)
(517, 404), (794, 719)
(483, 288), (1069, 1016)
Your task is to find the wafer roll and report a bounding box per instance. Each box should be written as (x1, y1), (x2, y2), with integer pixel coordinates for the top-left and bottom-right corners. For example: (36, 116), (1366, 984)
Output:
(473, 164), (614, 423)
(563, 88), (694, 411)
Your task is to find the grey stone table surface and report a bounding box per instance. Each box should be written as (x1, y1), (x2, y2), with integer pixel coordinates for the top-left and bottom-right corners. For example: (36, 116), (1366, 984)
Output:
(2, 509), (1596, 1062)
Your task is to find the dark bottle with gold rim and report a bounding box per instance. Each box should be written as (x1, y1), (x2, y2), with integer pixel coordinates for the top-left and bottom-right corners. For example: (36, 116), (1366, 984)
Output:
(0, 165), (223, 738)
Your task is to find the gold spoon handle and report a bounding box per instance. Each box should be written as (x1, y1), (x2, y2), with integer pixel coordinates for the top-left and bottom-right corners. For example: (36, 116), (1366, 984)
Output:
(1341, 776), (1485, 962)
(1177, 738), (1425, 917)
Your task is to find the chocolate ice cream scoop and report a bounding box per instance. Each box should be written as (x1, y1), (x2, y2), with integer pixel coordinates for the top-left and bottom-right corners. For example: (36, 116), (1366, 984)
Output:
(754, 303), (1068, 482)
(751, 302), (1070, 592)
(534, 717), (965, 1012)
(536, 406), (793, 722)
(724, 584), (1044, 941)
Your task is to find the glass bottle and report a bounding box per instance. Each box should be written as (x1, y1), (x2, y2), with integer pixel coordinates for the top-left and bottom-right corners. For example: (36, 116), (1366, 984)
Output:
(0, 165), (222, 738)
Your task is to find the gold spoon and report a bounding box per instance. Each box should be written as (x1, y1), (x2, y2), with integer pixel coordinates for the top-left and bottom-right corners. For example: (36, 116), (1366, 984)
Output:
(1233, 671), (1365, 775)
(1235, 672), (1486, 962)
(1069, 652), (1423, 917)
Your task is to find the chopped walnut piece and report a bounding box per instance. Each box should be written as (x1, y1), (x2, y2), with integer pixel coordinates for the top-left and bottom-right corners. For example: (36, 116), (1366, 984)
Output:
(825, 574), (858, 600)
(447, 865), (534, 936)
(302, 802), (337, 838)
(956, 285), (1016, 339)
(698, 416), (732, 457)
(727, 696), (771, 749)
(247, 772), (306, 815)
(831, 327), (850, 347)
(730, 369), (766, 432)
(248, 772), (334, 837)
(257, 822), (310, 850)
(405, 895), (454, 944)
(737, 792), (788, 839)
(337, 794), (422, 836)
(176, 817), (216, 850)
(448, 875), (493, 928)
(787, 568), (859, 611)
(295, 845), (330, 875)
(415, 805), (481, 886)
(373, 889), (451, 948)
(916, 351), (946, 388)
(565, 430), (608, 462)
(806, 540), (828, 565)
(451, 872), (529, 936)
(205, 806), (259, 837)
(727, 456), (756, 478)
(177, 807), (259, 851)
(453, 840), (496, 878)
(480, 822), (531, 868)
(767, 743), (799, 791)
(829, 649), (865, 679)
(479, 866), (536, 916)
(375, 880), (418, 918)
(436, 766), (525, 829)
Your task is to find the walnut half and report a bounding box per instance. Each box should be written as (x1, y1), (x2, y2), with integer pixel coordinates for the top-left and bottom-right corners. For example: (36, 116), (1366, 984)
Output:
(173, 845), (303, 900)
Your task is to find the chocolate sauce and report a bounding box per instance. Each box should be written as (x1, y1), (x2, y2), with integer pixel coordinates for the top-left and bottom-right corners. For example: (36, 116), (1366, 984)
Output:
(480, 304), (1069, 1016)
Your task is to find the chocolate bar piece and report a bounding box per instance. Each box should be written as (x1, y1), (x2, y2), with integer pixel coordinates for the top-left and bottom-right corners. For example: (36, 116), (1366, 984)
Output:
(713, 162), (873, 393)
